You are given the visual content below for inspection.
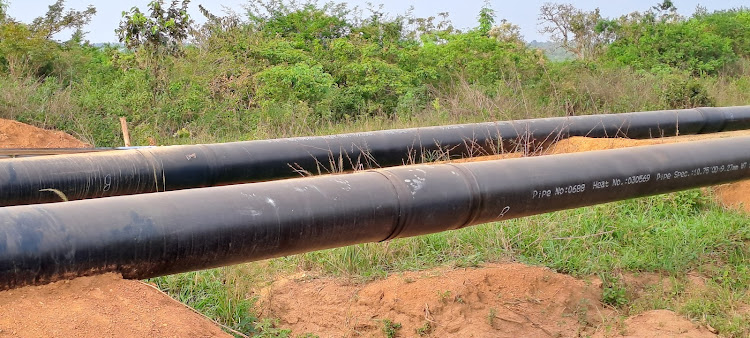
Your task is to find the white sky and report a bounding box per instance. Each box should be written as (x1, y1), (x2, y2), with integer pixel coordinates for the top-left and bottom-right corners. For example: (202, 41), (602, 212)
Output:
(6, 0), (749, 43)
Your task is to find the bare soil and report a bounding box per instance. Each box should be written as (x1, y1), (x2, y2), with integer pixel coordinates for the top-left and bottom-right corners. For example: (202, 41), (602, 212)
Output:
(595, 310), (716, 338)
(0, 118), (89, 148)
(259, 263), (716, 337)
(260, 263), (610, 337)
(544, 130), (750, 155)
(0, 273), (230, 338)
(712, 181), (750, 213)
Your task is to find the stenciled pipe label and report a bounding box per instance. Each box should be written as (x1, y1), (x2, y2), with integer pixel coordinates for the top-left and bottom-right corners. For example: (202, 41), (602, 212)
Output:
(531, 158), (750, 200)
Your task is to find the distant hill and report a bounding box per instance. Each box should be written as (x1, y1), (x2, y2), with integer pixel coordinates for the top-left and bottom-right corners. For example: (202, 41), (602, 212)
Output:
(528, 40), (575, 61)
(90, 42), (122, 48)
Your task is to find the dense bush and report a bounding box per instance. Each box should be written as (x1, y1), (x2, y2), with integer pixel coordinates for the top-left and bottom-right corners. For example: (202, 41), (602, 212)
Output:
(604, 7), (750, 75)
(606, 17), (736, 75)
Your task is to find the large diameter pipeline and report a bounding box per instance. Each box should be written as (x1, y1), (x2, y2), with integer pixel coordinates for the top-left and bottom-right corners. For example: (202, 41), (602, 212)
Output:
(2, 106), (750, 207)
(0, 136), (748, 289)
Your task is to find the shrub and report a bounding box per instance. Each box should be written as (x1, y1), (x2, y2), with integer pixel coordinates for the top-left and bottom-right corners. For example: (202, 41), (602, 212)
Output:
(255, 63), (335, 111)
(661, 75), (715, 109)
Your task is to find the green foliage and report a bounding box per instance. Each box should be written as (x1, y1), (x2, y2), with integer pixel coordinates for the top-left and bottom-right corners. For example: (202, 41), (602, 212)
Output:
(253, 319), (293, 337)
(607, 18), (735, 75)
(477, 1), (495, 35)
(381, 319), (402, 338)
(116, 0), (192, 55)
(247, 0), (350, 43)
(0, 0), (95, 78)
(487, 308), (497, 326)
(30, 0), (96, 40)
(694, 9), (750, 56)
(149, 269), (259, 334)
(535, 3), (749, 75)
(0, 21), (56, 76)
(415, 321), (432, 336)
(600, 273), (628, 307)
(187, 0), (541, 122)
(660, 75), (715, 108)
(0, 0), (7, 23)
(603, 6), (750, 75)
(255, 63), (335, 109)
(1, 0), (749, 145)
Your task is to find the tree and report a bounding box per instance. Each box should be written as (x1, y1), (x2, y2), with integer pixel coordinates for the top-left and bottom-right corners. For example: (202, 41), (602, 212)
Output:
(115, 0), (193, 95)
(0, 0), (96, 76)
(0, 0), (7, 23)
(605, 12), (735, 75)
(538, 3), (612, 59)
(245, 0), (350, 46)
(30, 0), (96, 39)
(650, 0), (680, 22)
(477, 1), (495, 35)
(489, 19), (524, 46)
(116, 0), (193, 56)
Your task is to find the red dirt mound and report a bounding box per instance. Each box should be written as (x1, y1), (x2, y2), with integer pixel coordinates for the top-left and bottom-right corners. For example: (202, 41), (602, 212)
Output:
(597, 310), (716, 338)
(0, 273), (230, 338)
(260, 263), (611, 337)
(0, 118), (88, 148)
(713, 182), (750, 213)
(544, 130), (750, 156)
(260, 263), (717, 337)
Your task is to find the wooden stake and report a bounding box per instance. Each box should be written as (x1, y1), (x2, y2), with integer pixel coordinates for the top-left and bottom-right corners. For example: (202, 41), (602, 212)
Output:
(119, 117), (131, 147)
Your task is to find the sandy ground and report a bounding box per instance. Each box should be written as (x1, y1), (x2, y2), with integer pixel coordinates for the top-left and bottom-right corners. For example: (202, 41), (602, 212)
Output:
(0, 119), (88, 148)
(259, 264), (716, 337)
(260, 263), (607, 337)
(0, 274), (230, 338)
(0, 119), (744, 337)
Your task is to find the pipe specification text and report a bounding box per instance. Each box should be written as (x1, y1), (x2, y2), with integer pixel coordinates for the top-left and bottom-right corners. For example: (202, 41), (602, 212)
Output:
(532, 160), (749, 199)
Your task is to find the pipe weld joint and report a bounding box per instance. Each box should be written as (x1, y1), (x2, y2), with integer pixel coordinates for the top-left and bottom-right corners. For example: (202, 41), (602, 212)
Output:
(372, 169), (412, 242)
(695, 107), (727, 134)
(444, 163), (482, 230)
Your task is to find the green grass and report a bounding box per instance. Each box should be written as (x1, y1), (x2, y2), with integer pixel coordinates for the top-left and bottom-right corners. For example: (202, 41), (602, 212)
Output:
(147, 269), (259, 335)
(381, 319), (402, 338)
(151, 189), (749, 336)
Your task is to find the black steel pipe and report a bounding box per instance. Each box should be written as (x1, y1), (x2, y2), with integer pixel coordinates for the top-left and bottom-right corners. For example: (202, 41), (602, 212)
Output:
(1, 106), (749, 207)
(0, 146), (154, 158)
(2, 106), (750, 207)
(0, 136), (748, 289)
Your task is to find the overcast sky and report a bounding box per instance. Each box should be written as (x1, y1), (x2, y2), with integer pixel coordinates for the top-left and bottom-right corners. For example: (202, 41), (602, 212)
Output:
(6, 0), (749, 43)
